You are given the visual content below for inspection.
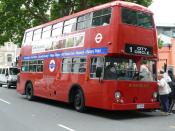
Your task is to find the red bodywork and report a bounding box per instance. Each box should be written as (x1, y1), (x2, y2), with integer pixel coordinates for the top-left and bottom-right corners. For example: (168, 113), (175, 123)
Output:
(17, 1), (160, 110)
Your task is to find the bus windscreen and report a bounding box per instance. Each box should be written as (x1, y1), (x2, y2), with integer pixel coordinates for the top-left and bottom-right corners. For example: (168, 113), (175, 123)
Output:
(121, 8), (153, 29)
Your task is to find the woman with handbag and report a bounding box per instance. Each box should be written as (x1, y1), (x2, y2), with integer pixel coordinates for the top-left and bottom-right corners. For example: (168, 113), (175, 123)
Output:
(158, 73), (172, 115)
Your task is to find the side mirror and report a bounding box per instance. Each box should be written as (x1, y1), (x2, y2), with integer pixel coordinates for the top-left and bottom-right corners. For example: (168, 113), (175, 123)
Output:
(96, 67), (102, 78)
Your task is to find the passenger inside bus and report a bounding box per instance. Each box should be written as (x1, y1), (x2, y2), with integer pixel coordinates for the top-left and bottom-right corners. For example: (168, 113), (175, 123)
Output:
(104, 57), (137, 80)
(140, 60), (153, 81)
(103, 57), (156, 81)
(104, 60), (117, 80)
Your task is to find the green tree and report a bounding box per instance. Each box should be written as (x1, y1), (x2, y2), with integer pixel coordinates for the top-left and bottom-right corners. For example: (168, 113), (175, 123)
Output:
(125, 0), (152, 7)
(0, 0), (51, 46)
(50, 0), (152, 20)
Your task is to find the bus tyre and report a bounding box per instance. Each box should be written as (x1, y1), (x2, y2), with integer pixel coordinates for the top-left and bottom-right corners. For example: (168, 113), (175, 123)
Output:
(26, 83), (34, 101)
(74, 89), (85, 112)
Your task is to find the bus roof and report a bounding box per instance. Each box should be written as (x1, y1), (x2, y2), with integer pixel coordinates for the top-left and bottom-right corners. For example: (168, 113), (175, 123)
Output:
(26, 0), (153, 32)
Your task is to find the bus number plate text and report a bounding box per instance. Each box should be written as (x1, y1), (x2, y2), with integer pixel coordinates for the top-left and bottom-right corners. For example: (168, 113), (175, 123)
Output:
(136, 104), (144, 109)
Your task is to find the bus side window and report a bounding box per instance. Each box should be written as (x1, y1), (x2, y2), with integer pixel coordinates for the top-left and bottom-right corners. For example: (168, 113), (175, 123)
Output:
(92, 7), (111, 27)
(42, 25), (52, 39)
(77, 13), (91, 30)
(63, 18), (77, 34)
(62, 58), (72, 73)
(72, 58), (86, 73)
(21, 61), (29, 72)
(52, 22), (63, 37)
(37, 60), (44, 72)
(29, 60), (37, 72)
(24, 31), (33, 44)
(90, 57), (104, 78)
(33, 28), (42, 41)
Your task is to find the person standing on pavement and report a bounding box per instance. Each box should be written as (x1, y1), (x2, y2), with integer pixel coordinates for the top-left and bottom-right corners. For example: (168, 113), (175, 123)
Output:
(158, 73), (172, 115)
(167, 70), (175, 113)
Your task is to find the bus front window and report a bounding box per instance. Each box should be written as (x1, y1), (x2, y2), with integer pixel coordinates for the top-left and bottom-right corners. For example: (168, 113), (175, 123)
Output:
(104, 57), (137, 80)
(104, 57), (156, 81)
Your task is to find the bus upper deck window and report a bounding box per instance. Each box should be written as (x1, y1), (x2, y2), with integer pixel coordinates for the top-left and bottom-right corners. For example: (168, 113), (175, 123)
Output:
(25, 31), (33, 44)
(33, 28), (42, 41)
(52, 22), (63, 37)
(122, 8), (153, 29)
(42, 25), (52, 39)
(92, 7), (111, 27)
(77, 13), (91, 30)
(63, 18), (77, 34)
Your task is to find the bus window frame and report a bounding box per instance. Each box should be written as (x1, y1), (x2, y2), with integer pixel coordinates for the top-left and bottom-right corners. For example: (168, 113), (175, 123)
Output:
(51, 22), (63, 37)
(77, 13), (92, 31)
(92, 7), (112, 27)
(33, 28), (42, 41)
(62, 57), (87, 74)
(63, 18), (77, 34)
(24, 31), (34, 44)
(42, 25), (52, 39)
(90, 56), (105, 79)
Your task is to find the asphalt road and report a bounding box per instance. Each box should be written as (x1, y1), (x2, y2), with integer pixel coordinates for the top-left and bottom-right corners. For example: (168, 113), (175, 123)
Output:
(0, 86), (175, 131)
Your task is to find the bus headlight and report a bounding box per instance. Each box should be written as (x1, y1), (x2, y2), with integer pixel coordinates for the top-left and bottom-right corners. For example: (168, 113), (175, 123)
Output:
(115, 91), (121, 100)
(153, 92), (158, 99)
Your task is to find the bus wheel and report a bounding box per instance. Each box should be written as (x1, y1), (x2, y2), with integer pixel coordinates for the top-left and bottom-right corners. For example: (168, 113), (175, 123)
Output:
(74, 89), (85, 112)
(25, 83), (34, 101)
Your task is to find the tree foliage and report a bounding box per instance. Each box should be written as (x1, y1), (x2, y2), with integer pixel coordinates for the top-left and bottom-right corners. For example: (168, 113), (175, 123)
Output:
(0, 0), (152, 47)
(124, 0), (152, 7)
(158, 37), (164, 49)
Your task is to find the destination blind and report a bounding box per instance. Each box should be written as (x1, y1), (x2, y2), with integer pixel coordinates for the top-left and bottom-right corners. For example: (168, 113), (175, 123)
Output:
(125, 44), (153, 56)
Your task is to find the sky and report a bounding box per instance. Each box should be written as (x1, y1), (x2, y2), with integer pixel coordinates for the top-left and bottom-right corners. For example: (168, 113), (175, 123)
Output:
(149, 0), (175, 25)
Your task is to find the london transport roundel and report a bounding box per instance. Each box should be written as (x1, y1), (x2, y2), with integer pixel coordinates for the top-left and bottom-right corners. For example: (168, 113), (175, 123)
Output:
(49, 59), (56, 72)
(95, 33), (103, 44)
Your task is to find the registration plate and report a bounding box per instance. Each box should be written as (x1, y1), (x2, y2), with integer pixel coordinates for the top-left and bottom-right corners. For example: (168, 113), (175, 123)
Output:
(136, 104), (144, 109)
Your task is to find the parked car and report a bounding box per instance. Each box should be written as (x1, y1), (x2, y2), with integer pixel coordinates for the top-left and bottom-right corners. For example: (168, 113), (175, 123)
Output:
(0, 66), (20, 88)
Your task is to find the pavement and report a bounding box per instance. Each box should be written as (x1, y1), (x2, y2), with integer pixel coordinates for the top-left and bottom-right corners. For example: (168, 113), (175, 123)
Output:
(172, 106), (175, 112)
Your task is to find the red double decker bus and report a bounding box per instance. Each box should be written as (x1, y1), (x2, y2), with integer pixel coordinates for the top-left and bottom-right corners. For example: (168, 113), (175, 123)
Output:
(17, 1), (160, 112)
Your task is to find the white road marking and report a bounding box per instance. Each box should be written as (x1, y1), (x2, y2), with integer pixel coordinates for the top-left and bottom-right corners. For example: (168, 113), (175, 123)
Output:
(169, 125), (175, 129)
(0, 98), (11, 104)
(32, 114), (36, 117)
(57, 124), (76, 131)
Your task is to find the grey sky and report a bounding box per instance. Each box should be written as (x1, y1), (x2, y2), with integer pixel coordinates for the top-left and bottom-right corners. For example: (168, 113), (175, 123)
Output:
(149, 0), (175, 25)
